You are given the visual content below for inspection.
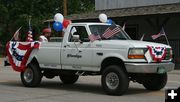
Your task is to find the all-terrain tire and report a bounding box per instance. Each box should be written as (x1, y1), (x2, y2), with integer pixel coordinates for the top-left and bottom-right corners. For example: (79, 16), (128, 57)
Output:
(20, 63), (42, 87)
(143, 73), (167, 90)
(101, 65), (129, 95)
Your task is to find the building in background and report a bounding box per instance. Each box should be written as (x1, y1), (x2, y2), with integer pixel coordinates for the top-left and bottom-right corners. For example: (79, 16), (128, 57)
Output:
(68, 0), (180, 68)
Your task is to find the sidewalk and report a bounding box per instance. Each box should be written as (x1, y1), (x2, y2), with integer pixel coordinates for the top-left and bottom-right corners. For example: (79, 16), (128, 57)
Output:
(0, 57), (4, 66)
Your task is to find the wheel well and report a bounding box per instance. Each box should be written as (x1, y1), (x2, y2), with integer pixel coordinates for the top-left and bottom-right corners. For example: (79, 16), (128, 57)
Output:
(31, 57), (40, 68)
(100, 57), (126, 74)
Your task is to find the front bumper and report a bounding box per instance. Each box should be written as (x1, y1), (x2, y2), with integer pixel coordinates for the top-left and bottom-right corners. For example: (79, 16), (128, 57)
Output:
(125, 62), (174, 73)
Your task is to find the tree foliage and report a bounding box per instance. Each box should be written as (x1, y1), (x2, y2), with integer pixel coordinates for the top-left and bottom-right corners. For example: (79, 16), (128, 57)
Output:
(67, 0), (95, 14)
(0, 0), (95, 45)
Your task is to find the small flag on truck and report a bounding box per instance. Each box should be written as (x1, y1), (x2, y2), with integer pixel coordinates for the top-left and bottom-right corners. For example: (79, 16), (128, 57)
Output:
(89, 34), (101, 42)
(102, 25), (121, 39)
(151, 27), (166, 40)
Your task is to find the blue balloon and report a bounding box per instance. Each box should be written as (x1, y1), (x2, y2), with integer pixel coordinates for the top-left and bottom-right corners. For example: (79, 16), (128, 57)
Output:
(53, 22), (63, 31)
(107, 19), (113, 25)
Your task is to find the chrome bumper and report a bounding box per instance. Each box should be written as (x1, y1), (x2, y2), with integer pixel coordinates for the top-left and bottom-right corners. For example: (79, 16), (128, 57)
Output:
(125, 62), (174, 73)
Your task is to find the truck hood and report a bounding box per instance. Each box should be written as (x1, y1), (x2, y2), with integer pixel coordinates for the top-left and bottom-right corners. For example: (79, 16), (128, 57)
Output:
(127, 40), (171, 48)
(96, 40), (171, 49)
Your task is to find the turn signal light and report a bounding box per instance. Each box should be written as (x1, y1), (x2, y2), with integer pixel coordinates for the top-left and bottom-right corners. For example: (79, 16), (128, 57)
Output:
(128, 55), (145, 59)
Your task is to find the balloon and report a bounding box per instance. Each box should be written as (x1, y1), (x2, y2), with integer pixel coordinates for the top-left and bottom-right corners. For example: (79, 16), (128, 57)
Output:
(63, 19), (72, 28)
(53, 22), (63, 31)
(99, 13), (107, 23)
(54, 13), (64, 23)
(107, 19), (113, 25)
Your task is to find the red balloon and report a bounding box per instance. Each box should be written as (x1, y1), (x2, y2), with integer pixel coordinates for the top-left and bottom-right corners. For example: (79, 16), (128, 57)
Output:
(63, 19), (72, 28)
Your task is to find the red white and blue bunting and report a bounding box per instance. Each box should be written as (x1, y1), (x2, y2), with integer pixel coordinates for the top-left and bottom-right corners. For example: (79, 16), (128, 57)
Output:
(6, 41), (40, 72)
(147, 46), (166, 62)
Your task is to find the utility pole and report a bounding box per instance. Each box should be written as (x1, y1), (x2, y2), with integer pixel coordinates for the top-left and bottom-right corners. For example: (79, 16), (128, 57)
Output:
(63, 0), (67, 16)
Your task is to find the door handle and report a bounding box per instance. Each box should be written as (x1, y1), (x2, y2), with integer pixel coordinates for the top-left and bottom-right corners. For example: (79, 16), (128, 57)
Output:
(97, 52), (103, 56)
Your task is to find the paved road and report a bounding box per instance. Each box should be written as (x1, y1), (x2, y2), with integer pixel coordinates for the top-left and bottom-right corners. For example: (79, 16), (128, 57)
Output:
(0, 59), (180, 102)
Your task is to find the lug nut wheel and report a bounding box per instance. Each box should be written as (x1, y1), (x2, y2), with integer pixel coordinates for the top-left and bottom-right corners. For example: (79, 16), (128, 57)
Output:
(23, 68), (33, 83)
(105, 72), (119, 90)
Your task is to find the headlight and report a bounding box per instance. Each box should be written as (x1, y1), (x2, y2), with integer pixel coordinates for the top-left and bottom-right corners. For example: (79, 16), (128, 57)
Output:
(128, 48), (146, 59)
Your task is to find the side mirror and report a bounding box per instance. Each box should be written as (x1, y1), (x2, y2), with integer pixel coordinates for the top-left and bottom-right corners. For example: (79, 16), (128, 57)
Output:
(72, 35), (79, 41)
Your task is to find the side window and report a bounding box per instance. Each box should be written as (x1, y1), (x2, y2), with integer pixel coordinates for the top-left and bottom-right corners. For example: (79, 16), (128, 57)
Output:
(68, 26), (89, 42)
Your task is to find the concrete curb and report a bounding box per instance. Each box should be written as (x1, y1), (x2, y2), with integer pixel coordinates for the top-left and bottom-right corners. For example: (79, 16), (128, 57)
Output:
(0, 58), (4, 66)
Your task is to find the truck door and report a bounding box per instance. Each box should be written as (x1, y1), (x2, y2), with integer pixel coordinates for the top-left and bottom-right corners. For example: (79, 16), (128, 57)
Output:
(61, 26), (93, 71)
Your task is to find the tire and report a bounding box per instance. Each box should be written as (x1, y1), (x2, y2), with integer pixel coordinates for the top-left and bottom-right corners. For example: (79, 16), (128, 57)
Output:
(101, 65), (129, 95)
(59, 75), (79, 84)
(143, 73), (167, 90)
(20, 63), (42, 87)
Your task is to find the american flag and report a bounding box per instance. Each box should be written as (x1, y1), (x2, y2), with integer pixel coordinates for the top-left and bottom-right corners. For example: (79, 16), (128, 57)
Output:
(152, 27), (166, 40)
(26, 31), (33, 42)
(89, 34), (101, 42)
(102, 24), (121, 39)
(26, 17), (33, 42)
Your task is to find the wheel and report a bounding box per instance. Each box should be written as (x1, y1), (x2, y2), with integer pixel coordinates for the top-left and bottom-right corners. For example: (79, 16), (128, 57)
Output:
(59, 75), (79, 84)
(20, 63), (42, 87)
(143, 73), (167, 90)
(101, 65), (129, 95)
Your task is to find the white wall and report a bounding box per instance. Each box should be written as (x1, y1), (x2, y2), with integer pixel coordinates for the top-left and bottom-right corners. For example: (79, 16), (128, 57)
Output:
(95, 0), (180, 10)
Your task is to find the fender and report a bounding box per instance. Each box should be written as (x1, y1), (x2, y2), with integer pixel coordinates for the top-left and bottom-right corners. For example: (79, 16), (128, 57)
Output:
(101, 52), (126, 65)
(100, 53), (127, 73)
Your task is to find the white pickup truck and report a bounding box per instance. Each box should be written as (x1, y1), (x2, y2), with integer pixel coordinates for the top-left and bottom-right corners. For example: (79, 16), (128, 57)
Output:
(8, 23), (175, 95)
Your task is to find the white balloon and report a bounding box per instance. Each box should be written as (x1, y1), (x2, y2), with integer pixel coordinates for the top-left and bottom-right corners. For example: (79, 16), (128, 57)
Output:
(54, 13), (64, 23)
(99, 13), (107, 23)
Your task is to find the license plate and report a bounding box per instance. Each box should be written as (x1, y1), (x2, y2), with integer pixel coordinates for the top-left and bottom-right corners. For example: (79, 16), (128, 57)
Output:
(157, 66), (166, 74)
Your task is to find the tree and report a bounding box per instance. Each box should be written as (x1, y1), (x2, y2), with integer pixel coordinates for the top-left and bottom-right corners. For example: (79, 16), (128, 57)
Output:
(67, 0), (95, 14)
(0, 0), (95, 46)
(0, 0), (64, 42)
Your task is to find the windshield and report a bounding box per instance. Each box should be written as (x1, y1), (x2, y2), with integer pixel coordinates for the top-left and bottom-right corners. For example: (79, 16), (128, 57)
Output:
(89, 25), (131, 40)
